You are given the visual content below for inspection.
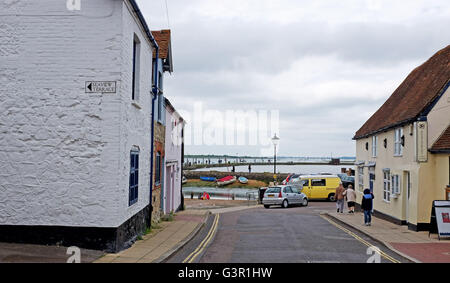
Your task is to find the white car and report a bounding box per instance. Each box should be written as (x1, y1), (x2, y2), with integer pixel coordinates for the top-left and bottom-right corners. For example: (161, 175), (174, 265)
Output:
(262, 185), (308, 209)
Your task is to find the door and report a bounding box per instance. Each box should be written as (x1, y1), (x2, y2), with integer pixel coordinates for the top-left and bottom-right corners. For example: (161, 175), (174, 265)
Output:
(310, 178), (326, 199)
(369, 167), (375, 193)
(284, 186), (296, 204)
(301, 179), (311, 198)
(165, 166), (172, 214)
(404, 171), (411, 223)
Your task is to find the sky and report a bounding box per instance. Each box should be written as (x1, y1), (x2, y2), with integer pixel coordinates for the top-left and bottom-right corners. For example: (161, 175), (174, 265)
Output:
(136, 0), (450, 157)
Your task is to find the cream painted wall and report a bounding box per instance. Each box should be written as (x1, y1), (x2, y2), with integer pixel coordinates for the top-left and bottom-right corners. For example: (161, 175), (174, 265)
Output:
(355, 124), (420, 225)
(427, 87), (450, 147)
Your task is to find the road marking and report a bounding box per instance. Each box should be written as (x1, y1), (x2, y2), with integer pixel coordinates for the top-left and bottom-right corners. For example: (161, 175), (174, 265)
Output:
(320, 215), (401, 263)
(183, 214), (220, 263)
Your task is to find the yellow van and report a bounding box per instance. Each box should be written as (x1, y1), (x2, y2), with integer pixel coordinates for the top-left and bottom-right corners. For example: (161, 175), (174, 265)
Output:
(299, 175), (341, 201)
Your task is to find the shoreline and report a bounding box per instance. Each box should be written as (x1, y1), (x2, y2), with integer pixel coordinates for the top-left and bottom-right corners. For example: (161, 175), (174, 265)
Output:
(183, 179), (267, 189)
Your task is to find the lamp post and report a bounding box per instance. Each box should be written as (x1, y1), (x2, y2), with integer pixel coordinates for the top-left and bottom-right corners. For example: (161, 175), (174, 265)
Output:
(271, 133), (280, 183)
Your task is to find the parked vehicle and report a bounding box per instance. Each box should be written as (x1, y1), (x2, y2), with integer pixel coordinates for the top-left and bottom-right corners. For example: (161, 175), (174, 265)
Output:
(262, 185), (308, 209)
(217, 176), (236, 186)
(238, 176), (248, 184)
(337, 174), (355, 188)
(282, 173), (301, 185)
(297, 175), (341, 201)
(200, 177), (217, 182)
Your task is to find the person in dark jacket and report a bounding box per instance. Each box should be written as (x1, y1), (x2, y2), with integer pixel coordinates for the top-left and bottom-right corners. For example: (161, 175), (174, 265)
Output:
(361, 188), (375, 226)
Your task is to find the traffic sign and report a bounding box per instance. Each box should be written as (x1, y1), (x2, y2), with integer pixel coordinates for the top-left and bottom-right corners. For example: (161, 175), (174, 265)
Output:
(85, 81), (116, 93)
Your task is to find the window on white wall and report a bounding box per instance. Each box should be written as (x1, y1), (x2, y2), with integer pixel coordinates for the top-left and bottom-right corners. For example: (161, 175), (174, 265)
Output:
(372, 136), (378, 157)
(383, 169), (391, 202)
(132, 35), (141, 101)
(392, 175), (400, 195)
(394, 128), (403, 156)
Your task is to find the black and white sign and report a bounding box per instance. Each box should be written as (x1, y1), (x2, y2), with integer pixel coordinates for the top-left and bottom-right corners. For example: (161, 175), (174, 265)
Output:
(85, 81), (116, 93)
(430, 200), (450, 239)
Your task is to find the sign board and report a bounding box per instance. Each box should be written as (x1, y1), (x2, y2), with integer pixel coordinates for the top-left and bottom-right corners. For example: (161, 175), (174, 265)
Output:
(430, 200), (450, 239)
(85, 81), (116, 93)
(416, 121), (428, 162)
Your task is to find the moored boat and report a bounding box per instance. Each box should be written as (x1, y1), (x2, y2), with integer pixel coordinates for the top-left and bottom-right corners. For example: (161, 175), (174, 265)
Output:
(217, 176), (236, 186)
(200, 176), (217, 182)
(238, 176), (248, 184)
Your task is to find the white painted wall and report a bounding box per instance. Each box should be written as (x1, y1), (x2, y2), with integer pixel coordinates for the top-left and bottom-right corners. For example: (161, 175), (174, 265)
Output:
(0, 0), (154, 228)
(164, 106), (183, 213)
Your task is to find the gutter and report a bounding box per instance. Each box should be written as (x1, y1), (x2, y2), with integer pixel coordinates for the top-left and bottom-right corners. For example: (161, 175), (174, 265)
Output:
(128, 0), (160, 220)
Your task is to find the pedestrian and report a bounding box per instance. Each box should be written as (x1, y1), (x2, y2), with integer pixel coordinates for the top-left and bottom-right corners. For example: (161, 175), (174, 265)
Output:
(335, 182), (345, 213)
(361, 188), (375, 226)
(232, 165), (235, 173)
(343, 185), (356, 213)
(248, 164), (252, 173)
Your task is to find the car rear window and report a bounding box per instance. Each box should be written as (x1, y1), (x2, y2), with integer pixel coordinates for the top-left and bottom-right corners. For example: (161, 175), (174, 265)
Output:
(266, 188), (281, 193)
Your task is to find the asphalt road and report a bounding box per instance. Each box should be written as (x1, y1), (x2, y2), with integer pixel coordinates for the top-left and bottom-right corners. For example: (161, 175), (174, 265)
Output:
(167, 202), (411, 263)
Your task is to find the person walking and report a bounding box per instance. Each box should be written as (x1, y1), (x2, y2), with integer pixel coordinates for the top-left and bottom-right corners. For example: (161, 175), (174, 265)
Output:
(335, 182), (345, 213)
(248, 164), (252, 173)
(343, 185), (357, 213)
(361, 188), (375, 226)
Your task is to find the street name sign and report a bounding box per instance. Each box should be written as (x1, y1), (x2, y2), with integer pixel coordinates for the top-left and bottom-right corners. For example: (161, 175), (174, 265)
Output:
(85, 81), (117, 93)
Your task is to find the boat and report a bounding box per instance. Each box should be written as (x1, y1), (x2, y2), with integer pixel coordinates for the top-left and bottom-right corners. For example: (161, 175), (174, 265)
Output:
(238, 177), (248, 184)
(217, 176), (236, 186)
(200, 177), (217, 182)
(182, 176), (187, 184)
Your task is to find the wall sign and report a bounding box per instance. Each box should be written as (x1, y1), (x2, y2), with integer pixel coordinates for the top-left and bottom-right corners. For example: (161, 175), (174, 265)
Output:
(85, 81), (116, 93)
(430, 200), (450, 240)
(416, 121), (428, 163)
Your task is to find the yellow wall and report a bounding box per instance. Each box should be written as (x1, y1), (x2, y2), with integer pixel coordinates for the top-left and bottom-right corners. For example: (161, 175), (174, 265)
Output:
(417, 154), (450, 224)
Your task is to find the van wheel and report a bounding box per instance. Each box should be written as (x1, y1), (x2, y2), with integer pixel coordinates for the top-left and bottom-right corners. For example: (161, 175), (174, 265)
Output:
(282, 199), (289, 208)
(328, 194), (336, 202)
(264, 205), (270, 209)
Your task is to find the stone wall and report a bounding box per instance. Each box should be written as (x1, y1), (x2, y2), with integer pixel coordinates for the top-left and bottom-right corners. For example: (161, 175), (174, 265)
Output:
(184, 171), (289, 184)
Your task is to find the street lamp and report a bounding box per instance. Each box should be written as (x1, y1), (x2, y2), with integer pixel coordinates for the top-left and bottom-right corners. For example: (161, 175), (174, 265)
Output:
(271, 133), (280, 183)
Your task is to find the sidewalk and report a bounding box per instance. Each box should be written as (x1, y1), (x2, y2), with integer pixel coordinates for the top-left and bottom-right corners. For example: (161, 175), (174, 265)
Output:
(326, 211), (450, 263)
(95, 209), (209, 263)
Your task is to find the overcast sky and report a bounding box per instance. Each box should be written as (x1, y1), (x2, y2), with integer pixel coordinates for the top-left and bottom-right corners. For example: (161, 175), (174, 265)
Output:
(136, 0), (450, 157)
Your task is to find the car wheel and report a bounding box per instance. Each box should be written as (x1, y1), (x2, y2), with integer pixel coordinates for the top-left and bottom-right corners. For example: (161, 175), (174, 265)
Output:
(302, 198), (308, 207)
(282, 199), (289, 208)
(264, 205), (270, 209)
(328, 194), (336, 202)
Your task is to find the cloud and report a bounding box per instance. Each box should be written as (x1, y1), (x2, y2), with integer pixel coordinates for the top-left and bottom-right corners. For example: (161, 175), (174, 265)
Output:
(137, 0), (450, 156)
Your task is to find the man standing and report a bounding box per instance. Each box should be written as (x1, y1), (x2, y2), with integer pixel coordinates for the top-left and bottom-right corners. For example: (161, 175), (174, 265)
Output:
(335, 182), (345, 213)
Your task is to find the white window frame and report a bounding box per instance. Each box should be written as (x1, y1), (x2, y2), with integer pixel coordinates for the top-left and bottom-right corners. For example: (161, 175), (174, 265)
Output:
(383, 169), (391, 202)
(372, 135), (378, 157)
(358, 166), (364, 192)
(392, 174), (400, 196)
(394, 128), (403, 156)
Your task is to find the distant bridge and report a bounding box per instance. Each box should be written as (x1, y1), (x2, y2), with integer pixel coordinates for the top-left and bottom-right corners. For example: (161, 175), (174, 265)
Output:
(183, 160), (356, 171)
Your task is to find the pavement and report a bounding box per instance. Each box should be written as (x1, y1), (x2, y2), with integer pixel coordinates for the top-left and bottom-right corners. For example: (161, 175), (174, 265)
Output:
(95, 209), (210, 263)
(326, 211), (450, 263)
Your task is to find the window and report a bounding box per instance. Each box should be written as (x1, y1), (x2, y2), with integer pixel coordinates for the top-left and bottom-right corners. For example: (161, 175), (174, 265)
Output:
(302, 179), (309, 187)
(157, 94), (163, 122)
(358, 167), (364, 192)
(132, 36), (141, 101)
(155, 152), (161, 185)
(383, 169), (391, 202)
(311, 179), (326, 186)
(266, 188), (281, 194)
(372, 135), (378, 157)
(394, 128), (403, 156)
(129, 151), (139, 206)
(284, 187), (293, 193)
(392, 175), (400, 195)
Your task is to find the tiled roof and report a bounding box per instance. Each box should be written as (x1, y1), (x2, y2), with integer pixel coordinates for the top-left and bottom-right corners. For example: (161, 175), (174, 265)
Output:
(151, 29), (171, 59)
(354, 45), (450, 139)
(430, 125), (450, 153)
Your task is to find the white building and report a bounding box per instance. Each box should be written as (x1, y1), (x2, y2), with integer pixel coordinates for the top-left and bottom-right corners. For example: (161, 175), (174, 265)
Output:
(0, 0), (161, 252)
(163, 98), (185, 214)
